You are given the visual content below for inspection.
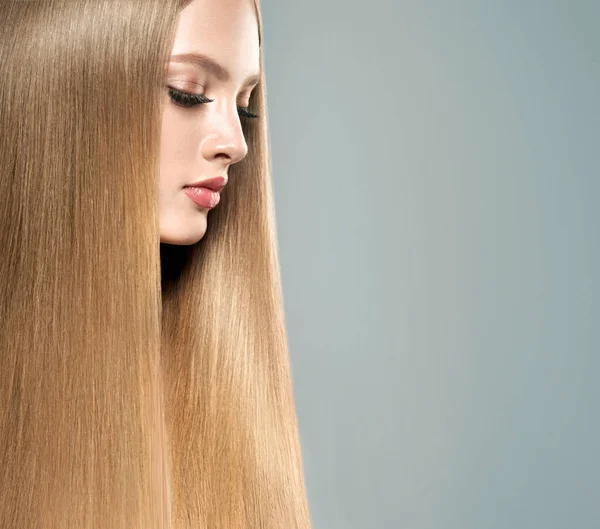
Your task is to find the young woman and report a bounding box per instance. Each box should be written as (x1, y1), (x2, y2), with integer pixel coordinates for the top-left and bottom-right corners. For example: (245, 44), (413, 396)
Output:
(0, 1), (313, 528)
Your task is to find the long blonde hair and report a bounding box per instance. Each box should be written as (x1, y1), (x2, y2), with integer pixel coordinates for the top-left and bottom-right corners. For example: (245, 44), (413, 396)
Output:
(0, 0), (312, 527)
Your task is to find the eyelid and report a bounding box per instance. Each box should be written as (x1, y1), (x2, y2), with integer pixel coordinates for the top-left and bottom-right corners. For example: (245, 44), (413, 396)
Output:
(167, 77), (205, 90)
(169, 83), (253, 104)
(169, 71), (258, 92)
(167, 87), (259, 118)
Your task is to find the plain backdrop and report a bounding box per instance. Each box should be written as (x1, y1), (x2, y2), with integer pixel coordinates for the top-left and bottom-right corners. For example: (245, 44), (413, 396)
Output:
(261, 1), (599, 528)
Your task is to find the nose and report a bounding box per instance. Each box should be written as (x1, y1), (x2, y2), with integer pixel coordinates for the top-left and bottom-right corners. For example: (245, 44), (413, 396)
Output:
(200, 102), (249, 165)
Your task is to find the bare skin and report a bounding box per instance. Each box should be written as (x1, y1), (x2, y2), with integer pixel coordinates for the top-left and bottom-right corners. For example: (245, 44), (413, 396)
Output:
(159, 0), (260, 245)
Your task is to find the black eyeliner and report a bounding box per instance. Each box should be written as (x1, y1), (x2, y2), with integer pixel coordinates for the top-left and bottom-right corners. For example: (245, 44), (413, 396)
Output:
(167, 87), (259, 119)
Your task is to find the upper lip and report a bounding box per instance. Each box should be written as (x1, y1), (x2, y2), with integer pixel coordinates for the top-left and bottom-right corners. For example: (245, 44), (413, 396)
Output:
(184, 176), (227, 192)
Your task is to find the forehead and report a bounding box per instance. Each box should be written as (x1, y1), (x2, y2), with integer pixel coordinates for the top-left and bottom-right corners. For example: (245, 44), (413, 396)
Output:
(170, 0), (260, 80)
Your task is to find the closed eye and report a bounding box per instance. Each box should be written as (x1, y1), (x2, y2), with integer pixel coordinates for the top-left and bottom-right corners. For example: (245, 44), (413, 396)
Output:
(167, 87), (259, 119)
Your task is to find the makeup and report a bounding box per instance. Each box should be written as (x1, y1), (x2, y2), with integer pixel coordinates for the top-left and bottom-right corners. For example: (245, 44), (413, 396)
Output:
(183, 186), (220, 208)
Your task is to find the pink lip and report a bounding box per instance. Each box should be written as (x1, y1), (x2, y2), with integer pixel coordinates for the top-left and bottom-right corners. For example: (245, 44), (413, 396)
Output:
(183, 186), (220, 209)
(184, 176), (227, 192)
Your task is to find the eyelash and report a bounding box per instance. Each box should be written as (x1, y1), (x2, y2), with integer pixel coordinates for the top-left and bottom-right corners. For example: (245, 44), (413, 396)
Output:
(167, 87), (259, 119)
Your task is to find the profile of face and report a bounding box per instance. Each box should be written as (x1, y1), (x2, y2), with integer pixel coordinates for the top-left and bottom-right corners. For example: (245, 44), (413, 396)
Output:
(159, 0), (260, 245)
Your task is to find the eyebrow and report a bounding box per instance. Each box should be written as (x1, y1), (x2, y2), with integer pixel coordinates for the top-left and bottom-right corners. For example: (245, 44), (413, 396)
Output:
(169, 52), (260, 88)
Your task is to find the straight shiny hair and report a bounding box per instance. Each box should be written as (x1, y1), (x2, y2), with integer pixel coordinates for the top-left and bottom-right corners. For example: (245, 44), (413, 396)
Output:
(0, 0), (312, 527)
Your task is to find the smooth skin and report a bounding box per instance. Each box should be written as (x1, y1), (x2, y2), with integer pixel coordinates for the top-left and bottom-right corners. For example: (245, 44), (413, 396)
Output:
(159, 0), (260, 245)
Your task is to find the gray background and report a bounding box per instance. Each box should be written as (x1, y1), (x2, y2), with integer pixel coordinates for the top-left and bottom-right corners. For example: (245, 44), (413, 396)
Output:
(262, 1), (599, 528)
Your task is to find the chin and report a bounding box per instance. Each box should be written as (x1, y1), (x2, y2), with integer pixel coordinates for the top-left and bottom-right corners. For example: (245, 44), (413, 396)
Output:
(160, 234), (205, 246)
(159, 214), (208, 245)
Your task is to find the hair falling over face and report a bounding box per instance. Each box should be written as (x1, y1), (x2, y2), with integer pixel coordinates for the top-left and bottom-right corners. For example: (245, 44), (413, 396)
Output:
(0, 0), (313, 528)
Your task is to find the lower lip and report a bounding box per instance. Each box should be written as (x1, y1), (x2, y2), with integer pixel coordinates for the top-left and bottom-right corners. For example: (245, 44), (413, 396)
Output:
(183, 186), (221, 208)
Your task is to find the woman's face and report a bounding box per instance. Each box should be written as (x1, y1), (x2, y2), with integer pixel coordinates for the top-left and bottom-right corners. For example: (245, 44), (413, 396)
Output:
(159, 0), (260, 245)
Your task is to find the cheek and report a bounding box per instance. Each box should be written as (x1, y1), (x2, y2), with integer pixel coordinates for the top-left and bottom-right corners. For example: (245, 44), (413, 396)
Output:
(159, 106), (192, 190)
